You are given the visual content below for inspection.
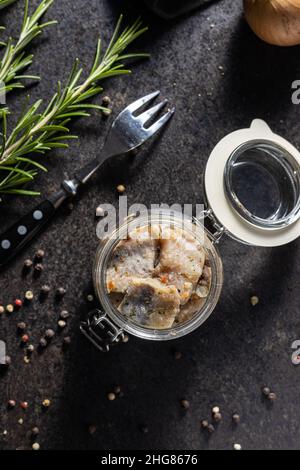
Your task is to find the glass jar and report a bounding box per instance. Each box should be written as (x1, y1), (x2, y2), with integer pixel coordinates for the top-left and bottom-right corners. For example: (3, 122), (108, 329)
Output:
(80, 120), (300, 352)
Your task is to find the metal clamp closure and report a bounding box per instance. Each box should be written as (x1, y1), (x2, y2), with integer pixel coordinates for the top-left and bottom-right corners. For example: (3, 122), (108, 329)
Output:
(196, 209), (226, 244)
(80, 309), (125, 352)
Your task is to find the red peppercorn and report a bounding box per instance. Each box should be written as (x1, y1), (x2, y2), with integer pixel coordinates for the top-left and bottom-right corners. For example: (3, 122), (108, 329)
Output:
(20, 401), (28, 410)
(14, 299), (23, 308)
(21, 334), (29, 343)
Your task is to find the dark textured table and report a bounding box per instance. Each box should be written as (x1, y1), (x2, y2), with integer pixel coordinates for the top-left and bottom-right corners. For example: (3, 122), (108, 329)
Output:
(0, 0), (299, 451)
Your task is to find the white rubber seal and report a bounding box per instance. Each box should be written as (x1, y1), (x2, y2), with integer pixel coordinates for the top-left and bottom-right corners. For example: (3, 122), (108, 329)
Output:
(205, 119), (300, 247)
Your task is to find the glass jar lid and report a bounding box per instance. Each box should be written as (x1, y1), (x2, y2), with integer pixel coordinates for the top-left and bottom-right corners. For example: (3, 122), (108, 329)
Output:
(205, 119), (300, 247)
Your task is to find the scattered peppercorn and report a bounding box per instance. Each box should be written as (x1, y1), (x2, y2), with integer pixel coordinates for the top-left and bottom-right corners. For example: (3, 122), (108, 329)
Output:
(5, 355), (11, 366)
(25, 290), (34, 301)
(232, 413), (240, 424)
(60, 310), (70, 319)
(35, 249), (45, 261)
(6, 304), (14, 313)
(212, 406), (220, 415)
(27, 344), (35, 353)
(213, 412), (222, 423)
(7, 400), (16, 408)
(123, 335), (129, 343)
(56, 287), (66, 298)
(107, 392), (116, 401)
(268, 392), (277, 402)
(39, 338), (47, 348)
(0, 305), (4, 314)
(31, 427), (39, 436)
(201, 420), (209, 429)
(102, 96), (111, 106)
(58, 320), (66, 329)
(250, 295), (259, 306)
(262, 386), (271, 396)
(207, 424), (215, 434)
(87, 294), (94, 302)
(233, 443), (242, 451)
(88, 424), (97, 435)
(20, 401), (28, 410)
(114, 385), (121, 394)
(34, 263), (43, 274)
(18, 418), (23, 425)
(17, 322), (26, 331)
(21, 334), (29, 344)
(23, 259), (33, 269)
(42, 399), (51, 408)
(117, 184), (126, 194)
(14, 299), (23, 308)
(32, 442), (40, 451)
(174, 350), (182, 360)
(180, 399), (190, 410)
(63, 336), (71, 346)
(24, 356), (30, 364)
(45, 329), (55, 339)
(41, 285), (50, 296)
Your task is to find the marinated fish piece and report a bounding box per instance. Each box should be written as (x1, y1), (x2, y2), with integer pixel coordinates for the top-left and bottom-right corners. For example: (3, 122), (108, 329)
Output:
(175, 295), (206, 324)
(118, 277), (181, 329)
(194, 265), (212, 298)
(155, 226), (206, 286)
(157, 271), (193, 305)
(106, 227), (160, 293)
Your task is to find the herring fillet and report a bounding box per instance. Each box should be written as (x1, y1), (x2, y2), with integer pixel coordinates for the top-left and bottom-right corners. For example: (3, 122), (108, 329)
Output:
(106, 226), (160, 293)
(118, 277), (181, 329)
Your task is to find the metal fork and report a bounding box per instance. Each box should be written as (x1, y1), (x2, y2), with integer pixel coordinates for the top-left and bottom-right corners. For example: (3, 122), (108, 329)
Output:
(0, 91), (175, 268)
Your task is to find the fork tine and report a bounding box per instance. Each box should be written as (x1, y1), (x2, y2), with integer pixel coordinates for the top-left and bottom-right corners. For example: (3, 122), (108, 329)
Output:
(146, 107), (175, 136)
(137, 99), (168, 126)
(126, 90), (160, 114)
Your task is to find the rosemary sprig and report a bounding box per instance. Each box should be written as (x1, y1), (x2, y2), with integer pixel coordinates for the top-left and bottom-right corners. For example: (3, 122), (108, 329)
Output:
(0, 0), (18, 9)
(0, 16), (148, 196)
(0, 0), (56, 98)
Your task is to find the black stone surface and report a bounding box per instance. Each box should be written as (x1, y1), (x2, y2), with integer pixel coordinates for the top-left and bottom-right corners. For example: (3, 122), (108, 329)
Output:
(0, 0), (299, 451)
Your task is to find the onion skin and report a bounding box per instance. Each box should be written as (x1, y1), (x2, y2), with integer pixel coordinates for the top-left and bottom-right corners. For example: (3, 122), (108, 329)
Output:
(244, 0), (300, 46)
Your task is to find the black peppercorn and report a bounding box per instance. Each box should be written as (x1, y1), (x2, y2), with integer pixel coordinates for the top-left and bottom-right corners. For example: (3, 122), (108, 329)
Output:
(23, 259), (33, 269)
(35, 249), (45, 261)
(213, 412), (222, 423)
(207, 424), (215, 434)
(56, 287), (66, 298)
(34, 263), (43, 273)
(39, 338), (47, 348)
(201, 420), (209, 429)
(60, 310), (70, 319)
(268, 392), (277, 402)
(262, 386), (271, 396)
(41, 285), (50, 296)
(180, 399), (190, 410)
(232, 413), (240, 424)
(45, 329), (55, 339)
(31, 426), (39, 436)
(63, 336), (71, 346)
(17, 322), (26, 331)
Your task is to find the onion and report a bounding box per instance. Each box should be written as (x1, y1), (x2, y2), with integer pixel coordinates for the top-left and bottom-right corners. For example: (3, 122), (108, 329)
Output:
(244, 0), (300, 46)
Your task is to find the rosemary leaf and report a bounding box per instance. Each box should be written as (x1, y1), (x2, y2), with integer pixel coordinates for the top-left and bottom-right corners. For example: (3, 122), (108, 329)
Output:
(0, 0), (56, 97)
(0, 15), (148, 195)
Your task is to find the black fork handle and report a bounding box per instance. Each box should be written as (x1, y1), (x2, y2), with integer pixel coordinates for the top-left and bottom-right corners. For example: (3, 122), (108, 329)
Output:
(0, 189), (67, 269)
